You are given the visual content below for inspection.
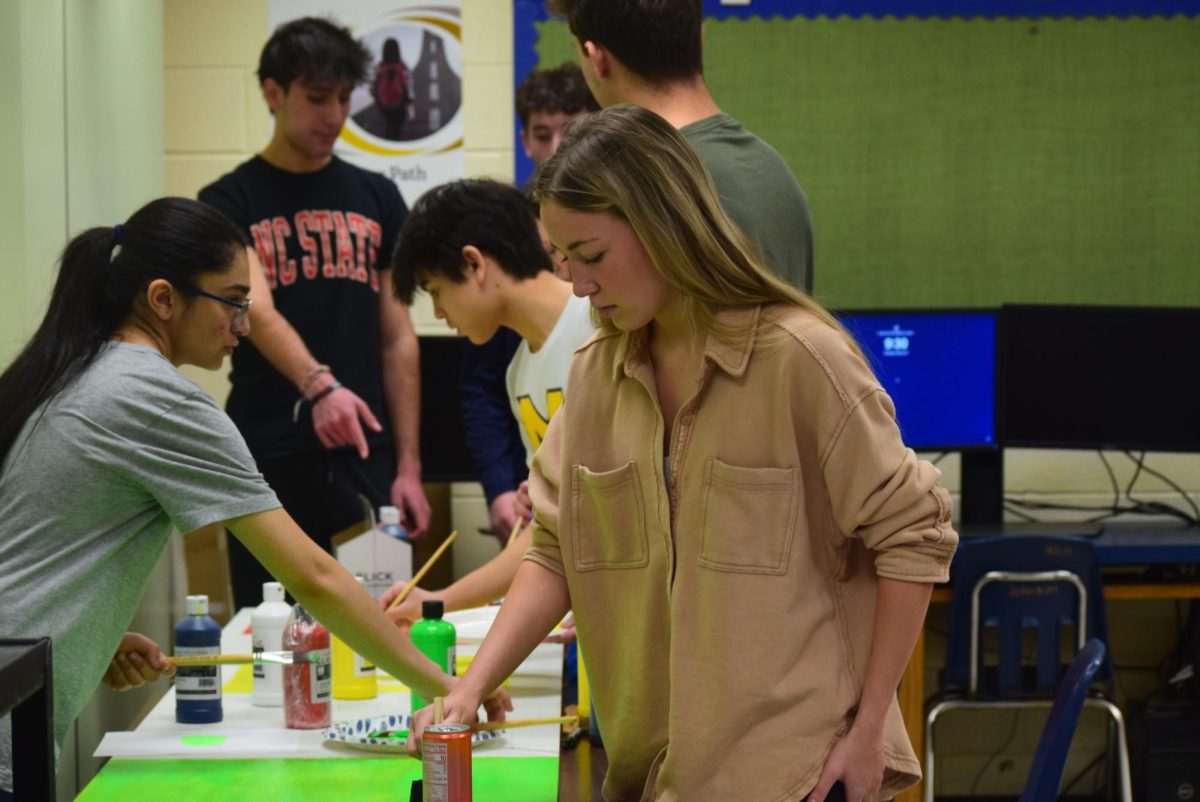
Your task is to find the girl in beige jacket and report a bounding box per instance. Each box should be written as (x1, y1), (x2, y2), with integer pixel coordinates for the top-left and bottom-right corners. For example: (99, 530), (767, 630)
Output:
(410, 105), (958, 802)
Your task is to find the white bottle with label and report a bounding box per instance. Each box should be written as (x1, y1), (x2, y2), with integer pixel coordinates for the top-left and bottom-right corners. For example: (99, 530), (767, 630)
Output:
(378, 505), (408, 540)
(251, 581), (291, 707)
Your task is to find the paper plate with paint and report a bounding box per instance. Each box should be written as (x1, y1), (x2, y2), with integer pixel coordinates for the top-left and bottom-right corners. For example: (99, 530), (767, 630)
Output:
(322, 713), (505, 753)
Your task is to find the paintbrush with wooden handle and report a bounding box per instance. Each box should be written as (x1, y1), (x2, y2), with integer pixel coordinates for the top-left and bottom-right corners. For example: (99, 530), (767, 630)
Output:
(168, 650), (329, 667)
(367, 715), (579, 740)
(386, 530), (459, 611)
(471, 715), (577, 733)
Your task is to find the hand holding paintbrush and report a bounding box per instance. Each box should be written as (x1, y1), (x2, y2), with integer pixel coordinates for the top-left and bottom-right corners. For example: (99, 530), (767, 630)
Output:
(386, 530), (459, 611)
(429, 697), (574, 734)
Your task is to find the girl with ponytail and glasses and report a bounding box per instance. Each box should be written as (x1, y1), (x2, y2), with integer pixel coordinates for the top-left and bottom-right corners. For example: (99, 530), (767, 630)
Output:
(409, 107), (957, 802)
(0, 197), (508, 799)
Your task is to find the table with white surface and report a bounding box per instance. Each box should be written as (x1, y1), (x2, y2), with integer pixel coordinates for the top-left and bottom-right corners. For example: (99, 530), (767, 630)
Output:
(78, 606), (563, 801)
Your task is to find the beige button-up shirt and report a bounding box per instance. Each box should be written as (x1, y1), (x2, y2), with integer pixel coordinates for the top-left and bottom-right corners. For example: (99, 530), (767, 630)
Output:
(526, 304), (958, 801)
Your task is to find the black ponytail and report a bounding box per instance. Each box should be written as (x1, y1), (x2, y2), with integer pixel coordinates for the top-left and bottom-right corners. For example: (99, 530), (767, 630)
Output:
(0, 197), (249, 471)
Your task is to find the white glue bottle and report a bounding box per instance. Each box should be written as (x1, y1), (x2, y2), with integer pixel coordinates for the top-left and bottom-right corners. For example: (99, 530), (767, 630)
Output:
(251, 581), (291, 707)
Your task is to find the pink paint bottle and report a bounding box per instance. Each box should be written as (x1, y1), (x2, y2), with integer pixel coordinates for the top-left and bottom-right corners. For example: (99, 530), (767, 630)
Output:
(282, 603), (331, 729)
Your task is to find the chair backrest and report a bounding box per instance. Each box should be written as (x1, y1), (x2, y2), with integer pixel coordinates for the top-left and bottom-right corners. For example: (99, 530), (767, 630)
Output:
(1019, 638), (1107, 802)
(944, 535), (1111, 697)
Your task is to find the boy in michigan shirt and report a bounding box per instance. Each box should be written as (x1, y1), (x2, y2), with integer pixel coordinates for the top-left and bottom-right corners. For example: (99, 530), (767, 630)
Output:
(382, 179), (596, 621)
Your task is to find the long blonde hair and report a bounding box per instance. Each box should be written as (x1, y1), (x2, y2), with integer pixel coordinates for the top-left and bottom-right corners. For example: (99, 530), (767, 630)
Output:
(530, 104), (858, 354)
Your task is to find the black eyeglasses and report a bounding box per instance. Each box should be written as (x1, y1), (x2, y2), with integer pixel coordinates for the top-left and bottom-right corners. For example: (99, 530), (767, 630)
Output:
(185, 287), (253, 328)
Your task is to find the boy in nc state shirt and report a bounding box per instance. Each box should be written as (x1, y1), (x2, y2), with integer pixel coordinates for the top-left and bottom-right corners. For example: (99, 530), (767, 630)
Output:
(199, 16), (430, 610)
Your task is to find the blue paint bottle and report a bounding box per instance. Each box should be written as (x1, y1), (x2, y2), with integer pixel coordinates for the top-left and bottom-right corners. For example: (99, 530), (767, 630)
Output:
(175, 594), (223, 723)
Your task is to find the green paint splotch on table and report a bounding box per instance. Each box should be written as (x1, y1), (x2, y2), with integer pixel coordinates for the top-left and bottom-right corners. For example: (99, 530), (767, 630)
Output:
(77, 757), (558, 802)
(180, 735), (226, 746)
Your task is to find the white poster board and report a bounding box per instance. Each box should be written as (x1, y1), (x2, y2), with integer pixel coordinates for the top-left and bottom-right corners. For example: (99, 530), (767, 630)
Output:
(269, 1), (464, 207)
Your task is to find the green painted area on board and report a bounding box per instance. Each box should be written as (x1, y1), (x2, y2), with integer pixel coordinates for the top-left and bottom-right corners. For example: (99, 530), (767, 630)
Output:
(77, 757), (557, 801)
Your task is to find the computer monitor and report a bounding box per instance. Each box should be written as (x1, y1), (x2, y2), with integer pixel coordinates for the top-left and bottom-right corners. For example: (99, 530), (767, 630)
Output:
(838, 309), (1002, 525)
(1000, 304), (1200, 452)
(417, 336), (478, 483)
(837, 309), (998, 451)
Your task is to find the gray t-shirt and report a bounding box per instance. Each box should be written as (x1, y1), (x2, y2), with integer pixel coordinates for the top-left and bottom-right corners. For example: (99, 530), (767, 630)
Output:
(682, 113), (814, 293)
(0, 342), (279, 790)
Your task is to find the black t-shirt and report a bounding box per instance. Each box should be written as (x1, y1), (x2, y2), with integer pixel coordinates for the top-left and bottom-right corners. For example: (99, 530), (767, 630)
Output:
(199, 155), (406, 459)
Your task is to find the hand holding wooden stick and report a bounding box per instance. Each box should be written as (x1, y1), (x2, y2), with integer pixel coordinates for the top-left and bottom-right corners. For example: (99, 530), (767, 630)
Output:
(387, 530), (459, 611)
(369, 715), (577, 740)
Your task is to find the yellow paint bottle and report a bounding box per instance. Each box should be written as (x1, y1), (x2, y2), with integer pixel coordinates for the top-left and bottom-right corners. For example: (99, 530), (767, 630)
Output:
(331, 577), (378, 700)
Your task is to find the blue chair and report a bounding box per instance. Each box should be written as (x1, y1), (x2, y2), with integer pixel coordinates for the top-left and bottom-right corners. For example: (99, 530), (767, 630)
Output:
(1021, 639), (1107, 802)
(924, 535), (1132, 802)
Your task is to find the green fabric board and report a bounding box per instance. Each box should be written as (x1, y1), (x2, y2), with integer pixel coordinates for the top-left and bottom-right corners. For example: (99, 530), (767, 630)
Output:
(535, 17), (1200, 309)
(76, 756), (557, 801)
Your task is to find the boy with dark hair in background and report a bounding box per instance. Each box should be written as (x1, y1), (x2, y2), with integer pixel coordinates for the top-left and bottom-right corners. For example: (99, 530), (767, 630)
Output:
(460, 64), (597, 542)
(199, 16), (430, 610)
(549, 0), (815, 293)
(516, 62), (599, 166)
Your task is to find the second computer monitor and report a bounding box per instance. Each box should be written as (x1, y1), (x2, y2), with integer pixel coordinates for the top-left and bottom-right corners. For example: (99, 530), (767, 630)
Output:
(1000, 304), (1200, 452)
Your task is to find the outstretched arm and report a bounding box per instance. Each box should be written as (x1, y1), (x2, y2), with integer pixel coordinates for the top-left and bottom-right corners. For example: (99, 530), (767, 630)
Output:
(380, 525), (531, 623)
(227, 508), (458, 702)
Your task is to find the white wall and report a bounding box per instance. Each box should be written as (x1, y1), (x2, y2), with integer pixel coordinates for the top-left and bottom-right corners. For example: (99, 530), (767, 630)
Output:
(0, 1), (182, 797)
(0, 0), (67, 367)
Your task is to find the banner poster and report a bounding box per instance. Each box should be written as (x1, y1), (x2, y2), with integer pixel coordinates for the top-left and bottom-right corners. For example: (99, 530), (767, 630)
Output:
(269, 1), (463, 207)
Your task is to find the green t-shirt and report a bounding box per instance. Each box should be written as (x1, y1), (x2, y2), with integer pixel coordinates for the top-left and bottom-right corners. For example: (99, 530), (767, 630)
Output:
(682, 113), (814, 293)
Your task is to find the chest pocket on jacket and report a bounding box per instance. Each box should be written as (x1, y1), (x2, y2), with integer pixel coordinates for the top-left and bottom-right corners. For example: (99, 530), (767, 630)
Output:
(571, 461), (650, 571)
(699, 458), (801, 574)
